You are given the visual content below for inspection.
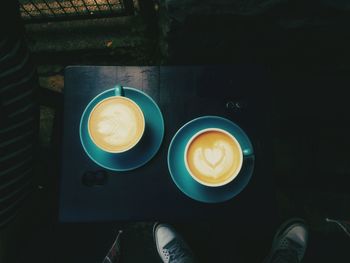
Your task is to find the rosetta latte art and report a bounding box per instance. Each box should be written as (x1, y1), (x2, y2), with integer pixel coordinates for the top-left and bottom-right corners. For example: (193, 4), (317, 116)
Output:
(192, 141), (234, 179)
(97, 104), (137, 146)
(89, 96), (144, 152)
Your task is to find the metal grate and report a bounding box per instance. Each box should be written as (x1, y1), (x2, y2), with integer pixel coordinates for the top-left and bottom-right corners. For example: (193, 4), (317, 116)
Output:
(19, 0), (134, 23)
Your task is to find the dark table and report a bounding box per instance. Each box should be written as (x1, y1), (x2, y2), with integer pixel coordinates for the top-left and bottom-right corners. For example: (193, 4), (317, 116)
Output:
(59, 66), (276, 228)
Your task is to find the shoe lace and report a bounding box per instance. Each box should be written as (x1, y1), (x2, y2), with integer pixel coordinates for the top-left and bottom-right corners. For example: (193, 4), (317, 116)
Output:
(271, 238), (302, 263)
(163, 239), (193, 263)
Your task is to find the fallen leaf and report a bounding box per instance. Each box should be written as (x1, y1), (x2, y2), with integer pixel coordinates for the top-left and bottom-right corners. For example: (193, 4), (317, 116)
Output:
(106, 41), (113, 48)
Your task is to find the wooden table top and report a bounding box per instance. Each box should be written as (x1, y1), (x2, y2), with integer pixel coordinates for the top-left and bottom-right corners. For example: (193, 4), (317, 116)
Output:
(59, 65), (276, 227)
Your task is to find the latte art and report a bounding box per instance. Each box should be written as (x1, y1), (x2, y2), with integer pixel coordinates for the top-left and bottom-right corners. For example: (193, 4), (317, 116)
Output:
(186, 129), (243, 186)
(97, 103), (138, 147)
(193, 141), (234, 179)
(88, 96), (145, 153)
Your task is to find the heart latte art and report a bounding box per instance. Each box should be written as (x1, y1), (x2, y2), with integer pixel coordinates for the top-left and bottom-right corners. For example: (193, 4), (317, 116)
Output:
(186, 130), (242, 186)
(88, 96), (145, 153)
(194, 142), (233, 178)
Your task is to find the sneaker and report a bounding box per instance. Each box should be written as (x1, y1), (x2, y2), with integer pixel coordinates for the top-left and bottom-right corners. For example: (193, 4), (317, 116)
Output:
(265, 218), (308, 263)
(153, 223), (195, 263)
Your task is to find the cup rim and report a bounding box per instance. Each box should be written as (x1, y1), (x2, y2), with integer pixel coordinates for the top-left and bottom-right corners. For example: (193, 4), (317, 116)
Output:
(184, 127), (243, 187)
(87, 95), (145, 153)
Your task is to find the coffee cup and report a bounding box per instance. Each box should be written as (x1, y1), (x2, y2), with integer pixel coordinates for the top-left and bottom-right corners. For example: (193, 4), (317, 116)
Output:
(184, 128), (243, 187)
(88, 85), (145, 153)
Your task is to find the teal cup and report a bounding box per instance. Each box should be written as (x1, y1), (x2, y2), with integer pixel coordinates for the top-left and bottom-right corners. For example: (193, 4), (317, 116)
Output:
(80, 85), (164, 171)
(87, 85), (145, 153)
(167, 116), (254, 203)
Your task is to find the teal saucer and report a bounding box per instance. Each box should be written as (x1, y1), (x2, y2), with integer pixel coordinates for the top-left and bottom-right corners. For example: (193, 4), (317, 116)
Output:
(80, 87), (164, 171)
(167, 116), (254, 203)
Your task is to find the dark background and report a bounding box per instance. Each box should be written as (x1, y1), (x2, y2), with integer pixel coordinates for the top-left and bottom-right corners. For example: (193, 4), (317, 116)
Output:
(1, 0), (350, 262)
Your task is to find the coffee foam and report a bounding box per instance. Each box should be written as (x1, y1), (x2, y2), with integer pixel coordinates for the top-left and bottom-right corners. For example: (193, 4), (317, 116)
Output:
(88, 97), (144, 152)
(97, 103), (137, 146)
(192, 140), (234, 179)
(186, 130), (242, 185)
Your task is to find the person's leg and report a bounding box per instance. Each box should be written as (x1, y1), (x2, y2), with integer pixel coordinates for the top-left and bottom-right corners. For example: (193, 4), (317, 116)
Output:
(154, 223), (195, 263)
(102, 231), (123, 263)
(264, 218), (308, 263)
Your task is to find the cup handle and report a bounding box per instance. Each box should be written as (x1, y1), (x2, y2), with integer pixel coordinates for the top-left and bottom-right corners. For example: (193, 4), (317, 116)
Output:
(243, 148), (254, 156)
(114, 85), (124, 96)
